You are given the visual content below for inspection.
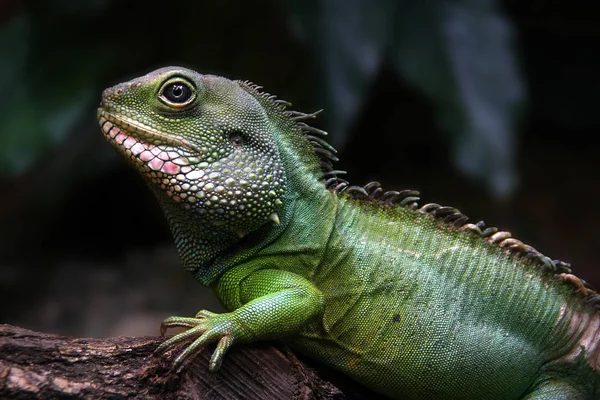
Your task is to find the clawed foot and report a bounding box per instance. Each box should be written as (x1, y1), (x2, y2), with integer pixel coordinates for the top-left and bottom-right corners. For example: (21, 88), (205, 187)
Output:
(154, 310), (237, 371)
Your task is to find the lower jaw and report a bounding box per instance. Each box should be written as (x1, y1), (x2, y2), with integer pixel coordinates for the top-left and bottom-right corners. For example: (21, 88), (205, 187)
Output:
(98, 114), (188, 176)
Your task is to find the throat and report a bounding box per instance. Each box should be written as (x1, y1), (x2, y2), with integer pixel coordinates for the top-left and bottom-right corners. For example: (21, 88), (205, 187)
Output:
(156, 191), (242, 282)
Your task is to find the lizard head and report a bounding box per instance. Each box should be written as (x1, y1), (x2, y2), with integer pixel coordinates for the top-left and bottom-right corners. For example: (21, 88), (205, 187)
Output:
(97, 67), (287, 271)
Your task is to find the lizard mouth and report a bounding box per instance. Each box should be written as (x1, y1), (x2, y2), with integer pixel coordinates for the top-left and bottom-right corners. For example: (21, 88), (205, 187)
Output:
(97, 109), (197, 176)
(97, 109), (198, 151)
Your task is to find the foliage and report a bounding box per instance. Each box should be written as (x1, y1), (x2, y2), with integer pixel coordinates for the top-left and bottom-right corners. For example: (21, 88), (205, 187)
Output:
(287, 0), (525, 197)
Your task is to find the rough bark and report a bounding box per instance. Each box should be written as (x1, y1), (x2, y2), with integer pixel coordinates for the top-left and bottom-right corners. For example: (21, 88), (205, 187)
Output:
(0, 324), (344, 399)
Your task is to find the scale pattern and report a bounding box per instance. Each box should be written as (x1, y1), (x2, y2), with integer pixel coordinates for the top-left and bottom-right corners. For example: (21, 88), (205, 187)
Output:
(99, 66), (600, 399)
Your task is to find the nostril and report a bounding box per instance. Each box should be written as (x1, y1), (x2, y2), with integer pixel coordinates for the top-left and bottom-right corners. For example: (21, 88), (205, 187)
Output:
(102, 84), (127, 100)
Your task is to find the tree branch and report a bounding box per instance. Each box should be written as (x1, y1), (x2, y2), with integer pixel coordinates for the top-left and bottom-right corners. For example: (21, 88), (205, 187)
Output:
(0, 324), (344, 399)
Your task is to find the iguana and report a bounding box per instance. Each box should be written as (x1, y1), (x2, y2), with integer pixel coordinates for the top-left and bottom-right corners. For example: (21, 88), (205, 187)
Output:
(97, 66), (600, 399)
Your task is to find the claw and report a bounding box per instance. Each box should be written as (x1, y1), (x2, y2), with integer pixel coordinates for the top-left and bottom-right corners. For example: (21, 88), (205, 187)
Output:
(154, 325), (206, 356)
(160, 316), (202, 337)
(173, 331), (212, 369)
(155, 310), (236, 372)
(195, 310), (217, 319)
(209, 335), (234, 372)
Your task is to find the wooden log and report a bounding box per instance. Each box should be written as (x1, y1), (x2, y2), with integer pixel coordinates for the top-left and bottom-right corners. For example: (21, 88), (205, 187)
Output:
(0, 324), (345, 399)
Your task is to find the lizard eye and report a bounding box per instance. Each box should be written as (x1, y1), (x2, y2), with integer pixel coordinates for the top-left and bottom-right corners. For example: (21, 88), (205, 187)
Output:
(159, 78), (195, 107)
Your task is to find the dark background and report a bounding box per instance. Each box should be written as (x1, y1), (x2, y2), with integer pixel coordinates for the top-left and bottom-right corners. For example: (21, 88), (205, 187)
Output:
(0, 0), (598, 341)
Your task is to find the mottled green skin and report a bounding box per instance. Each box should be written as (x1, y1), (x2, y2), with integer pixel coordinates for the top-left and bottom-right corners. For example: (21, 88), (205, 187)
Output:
(99, 67), (599, 399)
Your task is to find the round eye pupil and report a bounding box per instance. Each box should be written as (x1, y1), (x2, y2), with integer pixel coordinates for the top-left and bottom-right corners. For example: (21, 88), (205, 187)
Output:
(171, 85), (184, 98)
(162, 81), (193, 104)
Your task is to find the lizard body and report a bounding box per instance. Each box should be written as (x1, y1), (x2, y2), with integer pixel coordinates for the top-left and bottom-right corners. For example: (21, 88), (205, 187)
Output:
(98, 67), (600, 399)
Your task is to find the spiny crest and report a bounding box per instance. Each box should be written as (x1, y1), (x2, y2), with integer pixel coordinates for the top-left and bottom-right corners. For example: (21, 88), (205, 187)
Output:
(239, 81), (599, 308)
(329, 179), (599, 308)
(238, 80), (337, 172)
(238, 80), (291, 112)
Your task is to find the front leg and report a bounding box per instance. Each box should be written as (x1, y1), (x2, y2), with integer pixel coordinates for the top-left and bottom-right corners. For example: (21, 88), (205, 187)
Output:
(155, 266), (324, 371)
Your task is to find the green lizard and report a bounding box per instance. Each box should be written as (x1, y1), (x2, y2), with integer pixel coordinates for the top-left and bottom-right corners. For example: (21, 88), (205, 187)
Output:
(97, 66), (600, 399)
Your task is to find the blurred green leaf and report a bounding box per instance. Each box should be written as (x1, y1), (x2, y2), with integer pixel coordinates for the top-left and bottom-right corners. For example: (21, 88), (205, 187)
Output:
(287, 0), (525, 197)
(391, 0), (524, 197)
(0, 14), (106, 178)
(287, 0), (398, 145)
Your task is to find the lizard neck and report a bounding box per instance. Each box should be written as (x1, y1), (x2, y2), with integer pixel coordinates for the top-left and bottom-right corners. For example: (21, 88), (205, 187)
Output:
(192, 127), (332, 285)
(152, 154), (326, 285)
(152, 188), (241, 274)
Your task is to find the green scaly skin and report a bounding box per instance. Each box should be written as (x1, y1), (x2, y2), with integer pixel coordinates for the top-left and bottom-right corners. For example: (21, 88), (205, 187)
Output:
(98, 67), (600, 399)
